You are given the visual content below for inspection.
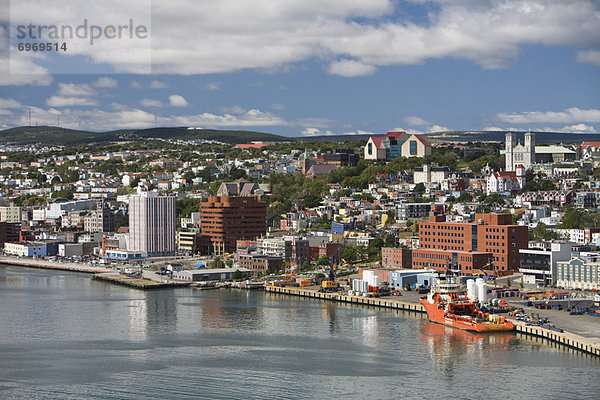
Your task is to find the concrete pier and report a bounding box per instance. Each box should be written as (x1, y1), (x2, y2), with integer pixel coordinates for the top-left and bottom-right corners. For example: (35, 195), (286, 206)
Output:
(0, 256), (112, 274)
(265, 285), (600, 357)
(512, 321), (600, 357)
(265, 285), (425, 312)
(92, 273), (191, 290)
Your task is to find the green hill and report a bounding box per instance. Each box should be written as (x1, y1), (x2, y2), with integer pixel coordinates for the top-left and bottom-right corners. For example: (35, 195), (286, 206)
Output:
(0, 126), (289, 145)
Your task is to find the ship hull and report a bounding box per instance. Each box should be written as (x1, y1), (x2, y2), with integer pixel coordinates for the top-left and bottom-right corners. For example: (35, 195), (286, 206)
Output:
(420, 298), (514, 333)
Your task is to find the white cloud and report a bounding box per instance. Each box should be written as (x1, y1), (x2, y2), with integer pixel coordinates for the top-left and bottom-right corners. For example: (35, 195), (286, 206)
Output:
(56, 83), (95, 97)
(203, 82), (221, 91)
(392, 124), (448, 134)
(0, 98), (22, 108)
(301, 127), (334, 136)
(561, 123), (597, 133)
(45, 83), (98, 107)
(576, 50), (600, 66)
(46, 96), (98, 107)
(429, 124), (449, 133)
(483, 126), (504, 131)
(168, 95), (189, 107)
(271, 103), (285, 110)
(170, 109), (287, 127)
(130, 80), (142, 89)
(497, 107), (600, 124)
(4, 1), (599, 77)
(327, 59), (376, 77)
(404, 116), (429, 126)
(93, 77), (118, 88)
(0, 104), (288, 130)
(220, 105), (246, 114)
(140, 99), (164, 108)
(149, 80), (170, 89)
(343, 129), (377, 136)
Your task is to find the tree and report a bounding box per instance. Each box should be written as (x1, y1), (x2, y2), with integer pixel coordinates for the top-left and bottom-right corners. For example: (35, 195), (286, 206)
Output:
(51, 189), (74, 200)
(457, 192), (473, 202)
(413, 183), (425, 194)
(210, 257), (224, 268)
(530, 223), (561, 241)
(341, 245), (359, 264)
(316, 255), (330, 266)
(232, 269), (244, 280)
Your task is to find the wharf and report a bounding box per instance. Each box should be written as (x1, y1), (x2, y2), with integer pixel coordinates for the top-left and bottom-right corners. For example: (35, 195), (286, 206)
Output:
(265, 285), (425, 312)
(92, 273), (191, 290)
(266, 285), (600, 357)
(0, 256), (112, 274)
(511, 320), (600, 357)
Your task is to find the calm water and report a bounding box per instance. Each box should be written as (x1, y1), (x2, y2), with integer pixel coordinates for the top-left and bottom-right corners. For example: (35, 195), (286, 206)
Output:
(0, 265), (598, 400)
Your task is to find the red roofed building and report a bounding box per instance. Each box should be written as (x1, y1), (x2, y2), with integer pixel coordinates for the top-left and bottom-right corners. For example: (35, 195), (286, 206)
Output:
(486, 164), (526, 195)
(364, 131), (431, 161)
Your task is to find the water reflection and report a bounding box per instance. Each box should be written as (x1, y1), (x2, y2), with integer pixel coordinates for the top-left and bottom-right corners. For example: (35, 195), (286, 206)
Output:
(420, 321), (514, 380)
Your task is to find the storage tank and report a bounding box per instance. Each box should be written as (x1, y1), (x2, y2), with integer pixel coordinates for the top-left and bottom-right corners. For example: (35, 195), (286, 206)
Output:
(364, 271), (374, 286)
(361, 280), (369, 293)
(477, 279), (488, 304)
(373, 276), (380, 288)
(466, 279), (477, 301)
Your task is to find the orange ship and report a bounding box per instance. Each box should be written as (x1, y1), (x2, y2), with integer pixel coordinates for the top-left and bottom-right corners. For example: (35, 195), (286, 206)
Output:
(420, 276), (514, 333)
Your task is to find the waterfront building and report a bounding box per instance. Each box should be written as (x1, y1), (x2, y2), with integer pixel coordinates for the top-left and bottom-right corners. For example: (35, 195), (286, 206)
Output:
(172, 268), (251, 282)
(256, 236), (309, 264)
(418, 213), (528, 274)
(237, 254), (283, 275)
(556, 255), (600, 290)
(128, 191), (176, 257)
(519, 241), (574, 287)
(84, 200), (115, 233)
(200, 196), (266, 255)
(381, 247), (413, 268)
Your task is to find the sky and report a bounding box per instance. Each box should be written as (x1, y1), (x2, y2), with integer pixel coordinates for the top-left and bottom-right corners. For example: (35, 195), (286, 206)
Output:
(0, 0), (599, 137)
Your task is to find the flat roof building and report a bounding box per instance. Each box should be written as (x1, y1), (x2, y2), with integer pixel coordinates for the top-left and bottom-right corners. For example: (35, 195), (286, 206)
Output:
(201, 196), (266, 255)
(418, 213), (528, 275)
(129, 191), (176, 257)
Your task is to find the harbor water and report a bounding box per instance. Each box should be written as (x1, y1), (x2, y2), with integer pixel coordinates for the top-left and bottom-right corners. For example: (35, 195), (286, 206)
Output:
(0, 265), (598, 399)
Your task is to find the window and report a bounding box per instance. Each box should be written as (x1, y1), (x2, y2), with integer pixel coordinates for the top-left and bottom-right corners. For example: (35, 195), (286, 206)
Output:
(409, 140), (417, 155)
(368, 143), (373, 155)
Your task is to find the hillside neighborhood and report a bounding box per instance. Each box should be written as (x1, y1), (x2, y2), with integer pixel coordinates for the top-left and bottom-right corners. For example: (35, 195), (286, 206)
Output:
(1, 128), (600, 291)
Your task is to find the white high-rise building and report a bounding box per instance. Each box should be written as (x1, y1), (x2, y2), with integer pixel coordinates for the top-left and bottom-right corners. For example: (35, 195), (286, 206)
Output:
(128, 191), (176, 256)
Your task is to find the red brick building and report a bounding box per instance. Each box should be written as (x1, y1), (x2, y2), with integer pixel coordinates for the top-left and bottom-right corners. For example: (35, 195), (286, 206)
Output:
(412, 248), (492, 274)
(200, 196), (266, 254)
(417, 213), (528, 274)
(381, 247), (412, 268)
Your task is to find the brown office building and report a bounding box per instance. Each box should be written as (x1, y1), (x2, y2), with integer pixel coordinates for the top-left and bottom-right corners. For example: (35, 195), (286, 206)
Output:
(417, 213), (528, 274)
(201, 196), (266, 254)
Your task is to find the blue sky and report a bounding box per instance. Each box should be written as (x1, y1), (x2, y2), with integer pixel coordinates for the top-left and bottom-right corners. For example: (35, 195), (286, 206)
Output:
(1, 0), (599, 136)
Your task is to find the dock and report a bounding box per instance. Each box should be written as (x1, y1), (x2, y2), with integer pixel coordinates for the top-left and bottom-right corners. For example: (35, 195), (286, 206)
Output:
(265, 285), (600, 357)
(265, 285), (425, 312)
(0, 256), (112, 274)
(92, 273), (191, 290)
(512, 321), (600, 357)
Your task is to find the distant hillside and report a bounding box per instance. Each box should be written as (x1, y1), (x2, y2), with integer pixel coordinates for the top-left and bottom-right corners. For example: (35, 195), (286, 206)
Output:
(0, 126), (127, 145)
(2, 126), (597, 146)
(302, 130), (600, 145)
(0, 126), (288, 145)
(134, 127), (289, 144)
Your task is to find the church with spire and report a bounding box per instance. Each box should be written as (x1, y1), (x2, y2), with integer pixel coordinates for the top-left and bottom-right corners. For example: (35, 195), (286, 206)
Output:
(505, 131), (535, 171)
